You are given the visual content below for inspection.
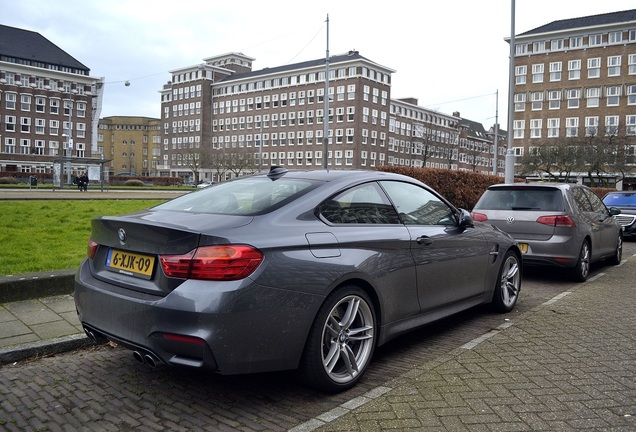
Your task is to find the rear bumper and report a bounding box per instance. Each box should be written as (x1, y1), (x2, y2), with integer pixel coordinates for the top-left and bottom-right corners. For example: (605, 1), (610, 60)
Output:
(515, 235), (580, 269)
(74, 260), (322, 375)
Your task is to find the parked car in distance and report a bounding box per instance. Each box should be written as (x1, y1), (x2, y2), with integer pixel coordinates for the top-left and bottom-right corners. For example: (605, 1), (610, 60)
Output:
(471, 183), (623, 282)
(602, 191), (636, 238)
(75, 167), (522, 393)
(196, 180), (215, 188)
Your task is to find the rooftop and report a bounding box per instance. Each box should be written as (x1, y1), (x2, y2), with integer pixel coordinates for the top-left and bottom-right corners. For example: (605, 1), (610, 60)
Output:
(520, 9), (636, 36)
(0, 24), (89, 73)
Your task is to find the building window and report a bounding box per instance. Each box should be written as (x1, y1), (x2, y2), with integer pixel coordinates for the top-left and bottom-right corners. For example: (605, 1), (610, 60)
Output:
(532, 41), (547, 53)
(514, 93), (526, 111)
(626, 115), (636, 135)
(569, 36), (583, 48)
(589, 34), (602, 46)
(35, 118), (45, 134)
(530, 119), (542, 138)
(567, 89), (580, 108)
(549, 62), (562, 81)
(20, 117), (30, 133)
(21, 95), (31, 111)
(608, 31), (623, 44)
(531, 91), (543, 110)
(630, 54), (636, 75)
(551, 39), (564, 50)
(587, 58), (601, 78)
(35, 96), (46, 113)
(627, 85), (636, 105)
(608, 56), (622, 77)
(515, 65), (527, 85)
(568, 60), (581, 80)
(4, 115), (16, 132)
(5, 93), (17, 110)
(566, 117), (579, 137)
(515, 44), (528, 55)
(532, 64), (544, 83)
(586, 88), (600, 107)
(548, 90), (561, 109)
(606, 86), (621, 106)
(513, 120), (525, 139)
(548, 118), (560, 138)
(605, 116), (619, 136)
(585, 116), (599, 136)
(4, 137), (16, 153)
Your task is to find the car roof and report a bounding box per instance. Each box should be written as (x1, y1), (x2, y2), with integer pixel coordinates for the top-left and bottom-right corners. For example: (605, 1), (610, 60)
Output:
(249, 167), (421, 184)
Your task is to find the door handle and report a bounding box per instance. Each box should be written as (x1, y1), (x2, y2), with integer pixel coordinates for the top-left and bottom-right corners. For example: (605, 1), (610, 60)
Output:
(416, 236), (433, 245)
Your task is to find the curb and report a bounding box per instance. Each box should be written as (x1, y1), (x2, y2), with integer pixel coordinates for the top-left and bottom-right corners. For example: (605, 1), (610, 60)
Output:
(0, 333), (91, 366)
(0, 269), (75, 303)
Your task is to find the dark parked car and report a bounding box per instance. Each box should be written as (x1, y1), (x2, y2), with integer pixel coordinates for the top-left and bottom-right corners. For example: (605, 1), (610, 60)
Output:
(602, 191), (636, 237)
(471, 183), (623, 282)
(75, 167), (521, 392)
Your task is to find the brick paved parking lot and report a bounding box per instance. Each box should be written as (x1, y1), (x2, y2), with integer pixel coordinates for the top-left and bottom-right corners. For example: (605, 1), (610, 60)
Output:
(1, 242), (635, 431)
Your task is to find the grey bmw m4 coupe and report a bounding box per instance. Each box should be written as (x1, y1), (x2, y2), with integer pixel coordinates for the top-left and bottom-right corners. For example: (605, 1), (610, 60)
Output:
(75, 167), (521, 392)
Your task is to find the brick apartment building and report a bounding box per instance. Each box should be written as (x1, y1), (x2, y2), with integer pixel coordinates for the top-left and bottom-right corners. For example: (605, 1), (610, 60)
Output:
(159, 51), (506, 182)
(0, 24), (105, 183)
(510, 9), (636, 186)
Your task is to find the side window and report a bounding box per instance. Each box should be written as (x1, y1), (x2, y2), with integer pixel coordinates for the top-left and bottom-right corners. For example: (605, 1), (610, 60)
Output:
(571, 187), (593, 212)
(380, 181), (455, 225)
(584, 189), (608, 215)
(319, 183), (400, 224)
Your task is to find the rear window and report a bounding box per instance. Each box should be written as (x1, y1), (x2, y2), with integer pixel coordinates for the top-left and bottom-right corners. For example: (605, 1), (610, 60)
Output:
(474, 188), (563, 211)
(603, 192), (636, 207)
(155, 177), (319, 215)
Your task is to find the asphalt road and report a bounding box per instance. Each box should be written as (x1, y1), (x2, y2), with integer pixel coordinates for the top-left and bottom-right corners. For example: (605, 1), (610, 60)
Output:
(1, 240), (634, 431)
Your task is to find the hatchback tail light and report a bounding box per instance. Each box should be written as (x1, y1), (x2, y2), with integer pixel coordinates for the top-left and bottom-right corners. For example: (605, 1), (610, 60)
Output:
(536, 215), (576, 227)
(160, 245), (263, 281)
(471, 212), (488, 222)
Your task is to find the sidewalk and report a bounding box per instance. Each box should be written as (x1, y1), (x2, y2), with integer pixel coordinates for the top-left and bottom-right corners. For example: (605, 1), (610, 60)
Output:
(292, 259), (636, 431)
(0, 293), (87, 365)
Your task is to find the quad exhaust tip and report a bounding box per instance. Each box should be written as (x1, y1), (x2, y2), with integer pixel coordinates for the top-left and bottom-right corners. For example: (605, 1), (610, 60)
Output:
(133, 351), (159, 369)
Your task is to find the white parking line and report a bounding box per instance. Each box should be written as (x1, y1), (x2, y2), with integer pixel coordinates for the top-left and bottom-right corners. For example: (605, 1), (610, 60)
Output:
(289, 386), (392, 432)
(542, 291), (572, 306)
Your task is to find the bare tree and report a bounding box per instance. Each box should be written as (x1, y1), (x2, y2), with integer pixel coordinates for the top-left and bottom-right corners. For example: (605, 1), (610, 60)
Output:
(519, 138), (583, 181)
(226, 152), (256, 178)
(174, 145), (208, 183)
(412, 124), (435, 167)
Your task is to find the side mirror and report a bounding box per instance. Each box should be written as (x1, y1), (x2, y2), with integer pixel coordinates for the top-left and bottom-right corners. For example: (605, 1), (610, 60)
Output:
(458, 209), (474, 228)
(609, 207), (621, 216)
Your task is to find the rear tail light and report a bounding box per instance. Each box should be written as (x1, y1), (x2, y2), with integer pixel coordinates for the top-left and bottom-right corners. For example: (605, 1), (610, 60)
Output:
(87, 239), (99, 260)
(536, 215), (576, 227)
(160, 245), (263, 281)
(471, 212), (488, 222)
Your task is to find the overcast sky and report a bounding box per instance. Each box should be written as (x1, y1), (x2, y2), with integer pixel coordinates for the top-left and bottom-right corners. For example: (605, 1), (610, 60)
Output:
(3, 1), (634, 128)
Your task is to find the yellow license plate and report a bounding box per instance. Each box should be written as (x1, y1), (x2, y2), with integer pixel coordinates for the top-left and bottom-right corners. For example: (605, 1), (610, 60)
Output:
(519, 243), (528, 253)
(106, 249), (155, 279)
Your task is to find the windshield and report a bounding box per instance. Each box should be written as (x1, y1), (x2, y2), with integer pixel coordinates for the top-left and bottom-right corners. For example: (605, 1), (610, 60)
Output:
(155, 177), (320, 215)
(603, 192), (636, 207)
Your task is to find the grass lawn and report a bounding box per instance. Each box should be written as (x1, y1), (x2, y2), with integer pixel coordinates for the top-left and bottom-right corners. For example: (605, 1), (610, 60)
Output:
(0, 200), (166, 276)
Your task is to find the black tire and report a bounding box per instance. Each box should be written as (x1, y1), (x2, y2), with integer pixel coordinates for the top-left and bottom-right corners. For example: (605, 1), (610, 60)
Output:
(491, 250), (521, 313)
(300, 285), (376, 393)
(571, 240), (591, 282)
(607, 234), (622, 266)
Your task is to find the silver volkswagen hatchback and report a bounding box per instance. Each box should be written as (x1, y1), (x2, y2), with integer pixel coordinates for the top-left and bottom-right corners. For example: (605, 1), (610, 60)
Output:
(471, 183), (623, 282)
